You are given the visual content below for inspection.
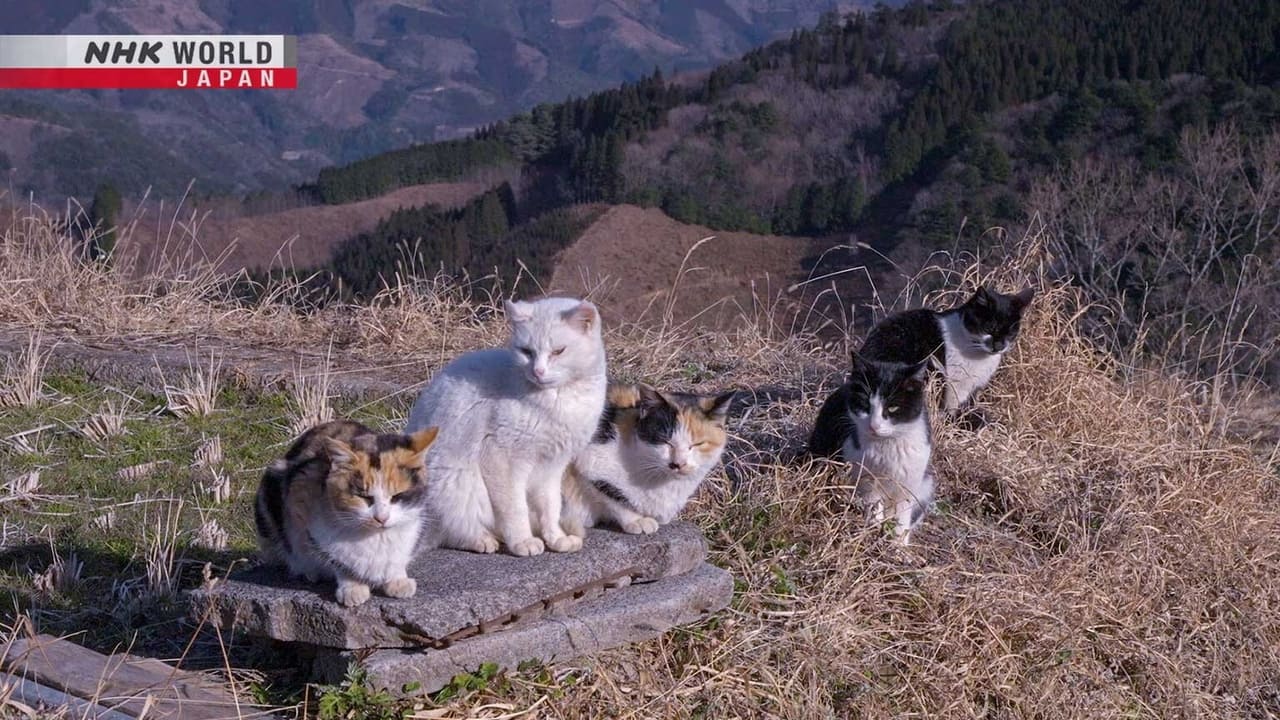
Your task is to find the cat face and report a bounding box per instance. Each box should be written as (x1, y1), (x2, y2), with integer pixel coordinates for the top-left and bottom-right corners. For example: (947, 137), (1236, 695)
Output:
(506, 297), (604, 388)
(958, 286), (1035, 354)
(845, 356), (927, 439)
(322, 427), (438, 530)
(629, 385), (734, 477)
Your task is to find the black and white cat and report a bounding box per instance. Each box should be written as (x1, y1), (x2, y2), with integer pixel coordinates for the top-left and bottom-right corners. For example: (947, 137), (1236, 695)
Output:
(810, 285), (1034, 457)
(814, 354), (934, 543)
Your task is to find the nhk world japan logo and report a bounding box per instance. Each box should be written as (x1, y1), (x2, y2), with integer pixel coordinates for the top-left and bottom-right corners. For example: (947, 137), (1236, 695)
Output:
(0, 35), (297, 89)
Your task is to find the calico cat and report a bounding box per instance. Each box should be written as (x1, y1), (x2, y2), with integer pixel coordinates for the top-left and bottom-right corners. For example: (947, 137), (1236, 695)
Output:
(826, 355), (934, 543)
(255, 419), (439, 607)
(561, 383), (735, 538)
(809, 285), (1033, 456)
(405, 297), (607, 557)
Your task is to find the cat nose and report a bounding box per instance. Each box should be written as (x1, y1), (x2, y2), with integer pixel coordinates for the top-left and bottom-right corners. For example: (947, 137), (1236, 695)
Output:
(668, 461), (681, 469)
(373, 510), (389, 525)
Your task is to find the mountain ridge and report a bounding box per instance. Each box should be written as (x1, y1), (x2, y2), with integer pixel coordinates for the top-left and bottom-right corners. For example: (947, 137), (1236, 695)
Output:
(0, 0), (882, 200)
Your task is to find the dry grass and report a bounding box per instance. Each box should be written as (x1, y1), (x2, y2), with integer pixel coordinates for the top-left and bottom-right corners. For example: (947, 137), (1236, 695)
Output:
(161, 351), (222, 419)
(0, 333), (48, 409)
(32, 550), (82, 597)
(193, 435), (224, 469)
(288, 359), (336, 437)
(192, 518), (229, 552)
(2, 471), (41, 503)
(1, 206), (1278, 718)
(141, 498), (184, 599)
(79, 396), (131, 443)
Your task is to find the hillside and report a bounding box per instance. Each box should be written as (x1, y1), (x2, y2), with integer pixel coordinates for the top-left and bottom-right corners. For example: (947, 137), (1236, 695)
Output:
(0, 0), (885, 201)
(548, 204), (820, 328)
(127, 181), (490, 274)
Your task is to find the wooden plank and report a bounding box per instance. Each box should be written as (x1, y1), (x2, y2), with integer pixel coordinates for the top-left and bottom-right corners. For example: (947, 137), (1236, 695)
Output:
(0, 634), (275, 720)
(0, 672), (135, 720)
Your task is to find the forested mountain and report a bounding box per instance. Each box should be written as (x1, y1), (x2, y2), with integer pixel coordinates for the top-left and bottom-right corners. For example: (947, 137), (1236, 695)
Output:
(305, 0), (1280, 301)
(0, 0), (867, 200)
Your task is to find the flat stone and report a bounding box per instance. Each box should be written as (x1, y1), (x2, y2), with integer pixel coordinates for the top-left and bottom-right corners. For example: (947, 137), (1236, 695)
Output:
(191, 522), (708, 649)
(314, 562), (733, 696)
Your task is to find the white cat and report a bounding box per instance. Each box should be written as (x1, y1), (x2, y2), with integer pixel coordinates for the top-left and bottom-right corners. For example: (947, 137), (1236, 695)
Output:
(406, 297), (607, 556)
(562, 384), (734, 538)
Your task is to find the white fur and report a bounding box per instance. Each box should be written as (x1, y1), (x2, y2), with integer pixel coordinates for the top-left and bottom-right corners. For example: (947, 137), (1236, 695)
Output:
(563, 422), (725, 535)
(290, 507), (424, 606)
(406, 297), (607, 556)
(273, 444), (430, 607)
(937, 312), (1006, 411)
(843, 395), (934, 544)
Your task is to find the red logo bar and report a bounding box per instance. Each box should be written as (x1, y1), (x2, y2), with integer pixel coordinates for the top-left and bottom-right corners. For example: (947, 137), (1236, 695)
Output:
(0, 67), (296, 89)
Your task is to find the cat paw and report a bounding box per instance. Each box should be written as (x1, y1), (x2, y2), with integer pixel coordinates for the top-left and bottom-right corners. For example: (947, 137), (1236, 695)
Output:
(508, 537), (545, 557)
(546, 534), (583, 553)
(462, 534), (500, 554)
(621, 516), (660, 535)
(335, 581), (371, 608)
(382, 577), (417, 599)
(559, 518), (586, 538)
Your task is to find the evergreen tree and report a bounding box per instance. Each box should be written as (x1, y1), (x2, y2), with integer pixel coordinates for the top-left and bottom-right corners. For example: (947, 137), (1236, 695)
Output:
(88, 182), (122, 262)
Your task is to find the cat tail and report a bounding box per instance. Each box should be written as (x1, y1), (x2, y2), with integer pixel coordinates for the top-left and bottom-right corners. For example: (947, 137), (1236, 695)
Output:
(254, 459), (291, 564)
(808, 384), (853, 458)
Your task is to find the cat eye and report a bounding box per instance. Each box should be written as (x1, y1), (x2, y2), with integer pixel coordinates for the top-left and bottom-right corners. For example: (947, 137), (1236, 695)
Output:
(355, 493), (374, 504)
(551, 346), (566, 356)
(518, 347), (536, 359)
(886, 405), (900, 413)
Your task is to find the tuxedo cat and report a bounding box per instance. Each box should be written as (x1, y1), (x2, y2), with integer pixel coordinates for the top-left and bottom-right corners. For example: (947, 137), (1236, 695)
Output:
(810, 285), (1033, 457)
(816, 355), (934, 543)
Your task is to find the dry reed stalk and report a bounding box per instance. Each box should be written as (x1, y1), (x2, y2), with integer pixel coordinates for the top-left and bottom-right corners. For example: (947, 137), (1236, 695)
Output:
(160, 351), (222, 418)
(0, 333), (49, 408)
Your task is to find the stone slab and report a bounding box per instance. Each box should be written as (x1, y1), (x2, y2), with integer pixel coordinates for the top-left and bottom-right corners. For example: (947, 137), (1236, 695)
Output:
(191, 522), (708, 649)
(314, 562), (734, 696)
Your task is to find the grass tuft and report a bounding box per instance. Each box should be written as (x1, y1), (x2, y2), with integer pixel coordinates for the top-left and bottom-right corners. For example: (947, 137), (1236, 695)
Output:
(0, 334), (49, 409)
(288, 360), (335, 437)
(141, 498), (184, 599)
(161, 351), (222, 418)
(80, 396), (131, 443)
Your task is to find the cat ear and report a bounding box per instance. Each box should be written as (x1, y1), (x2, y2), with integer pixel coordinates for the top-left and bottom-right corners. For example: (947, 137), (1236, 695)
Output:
(1013, 287), (1035, 308)
(700, 391), (736, 422)
(324, 438), (357, 467)
(408, 426), (439, 455)
(505, 300), (533, 324)
(636, 383), (671, 417)
(970, 286), (993, 307)
(848, 348), (873, 374)
(561, 301), (598, 333)
(636, 383), (664, 407)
